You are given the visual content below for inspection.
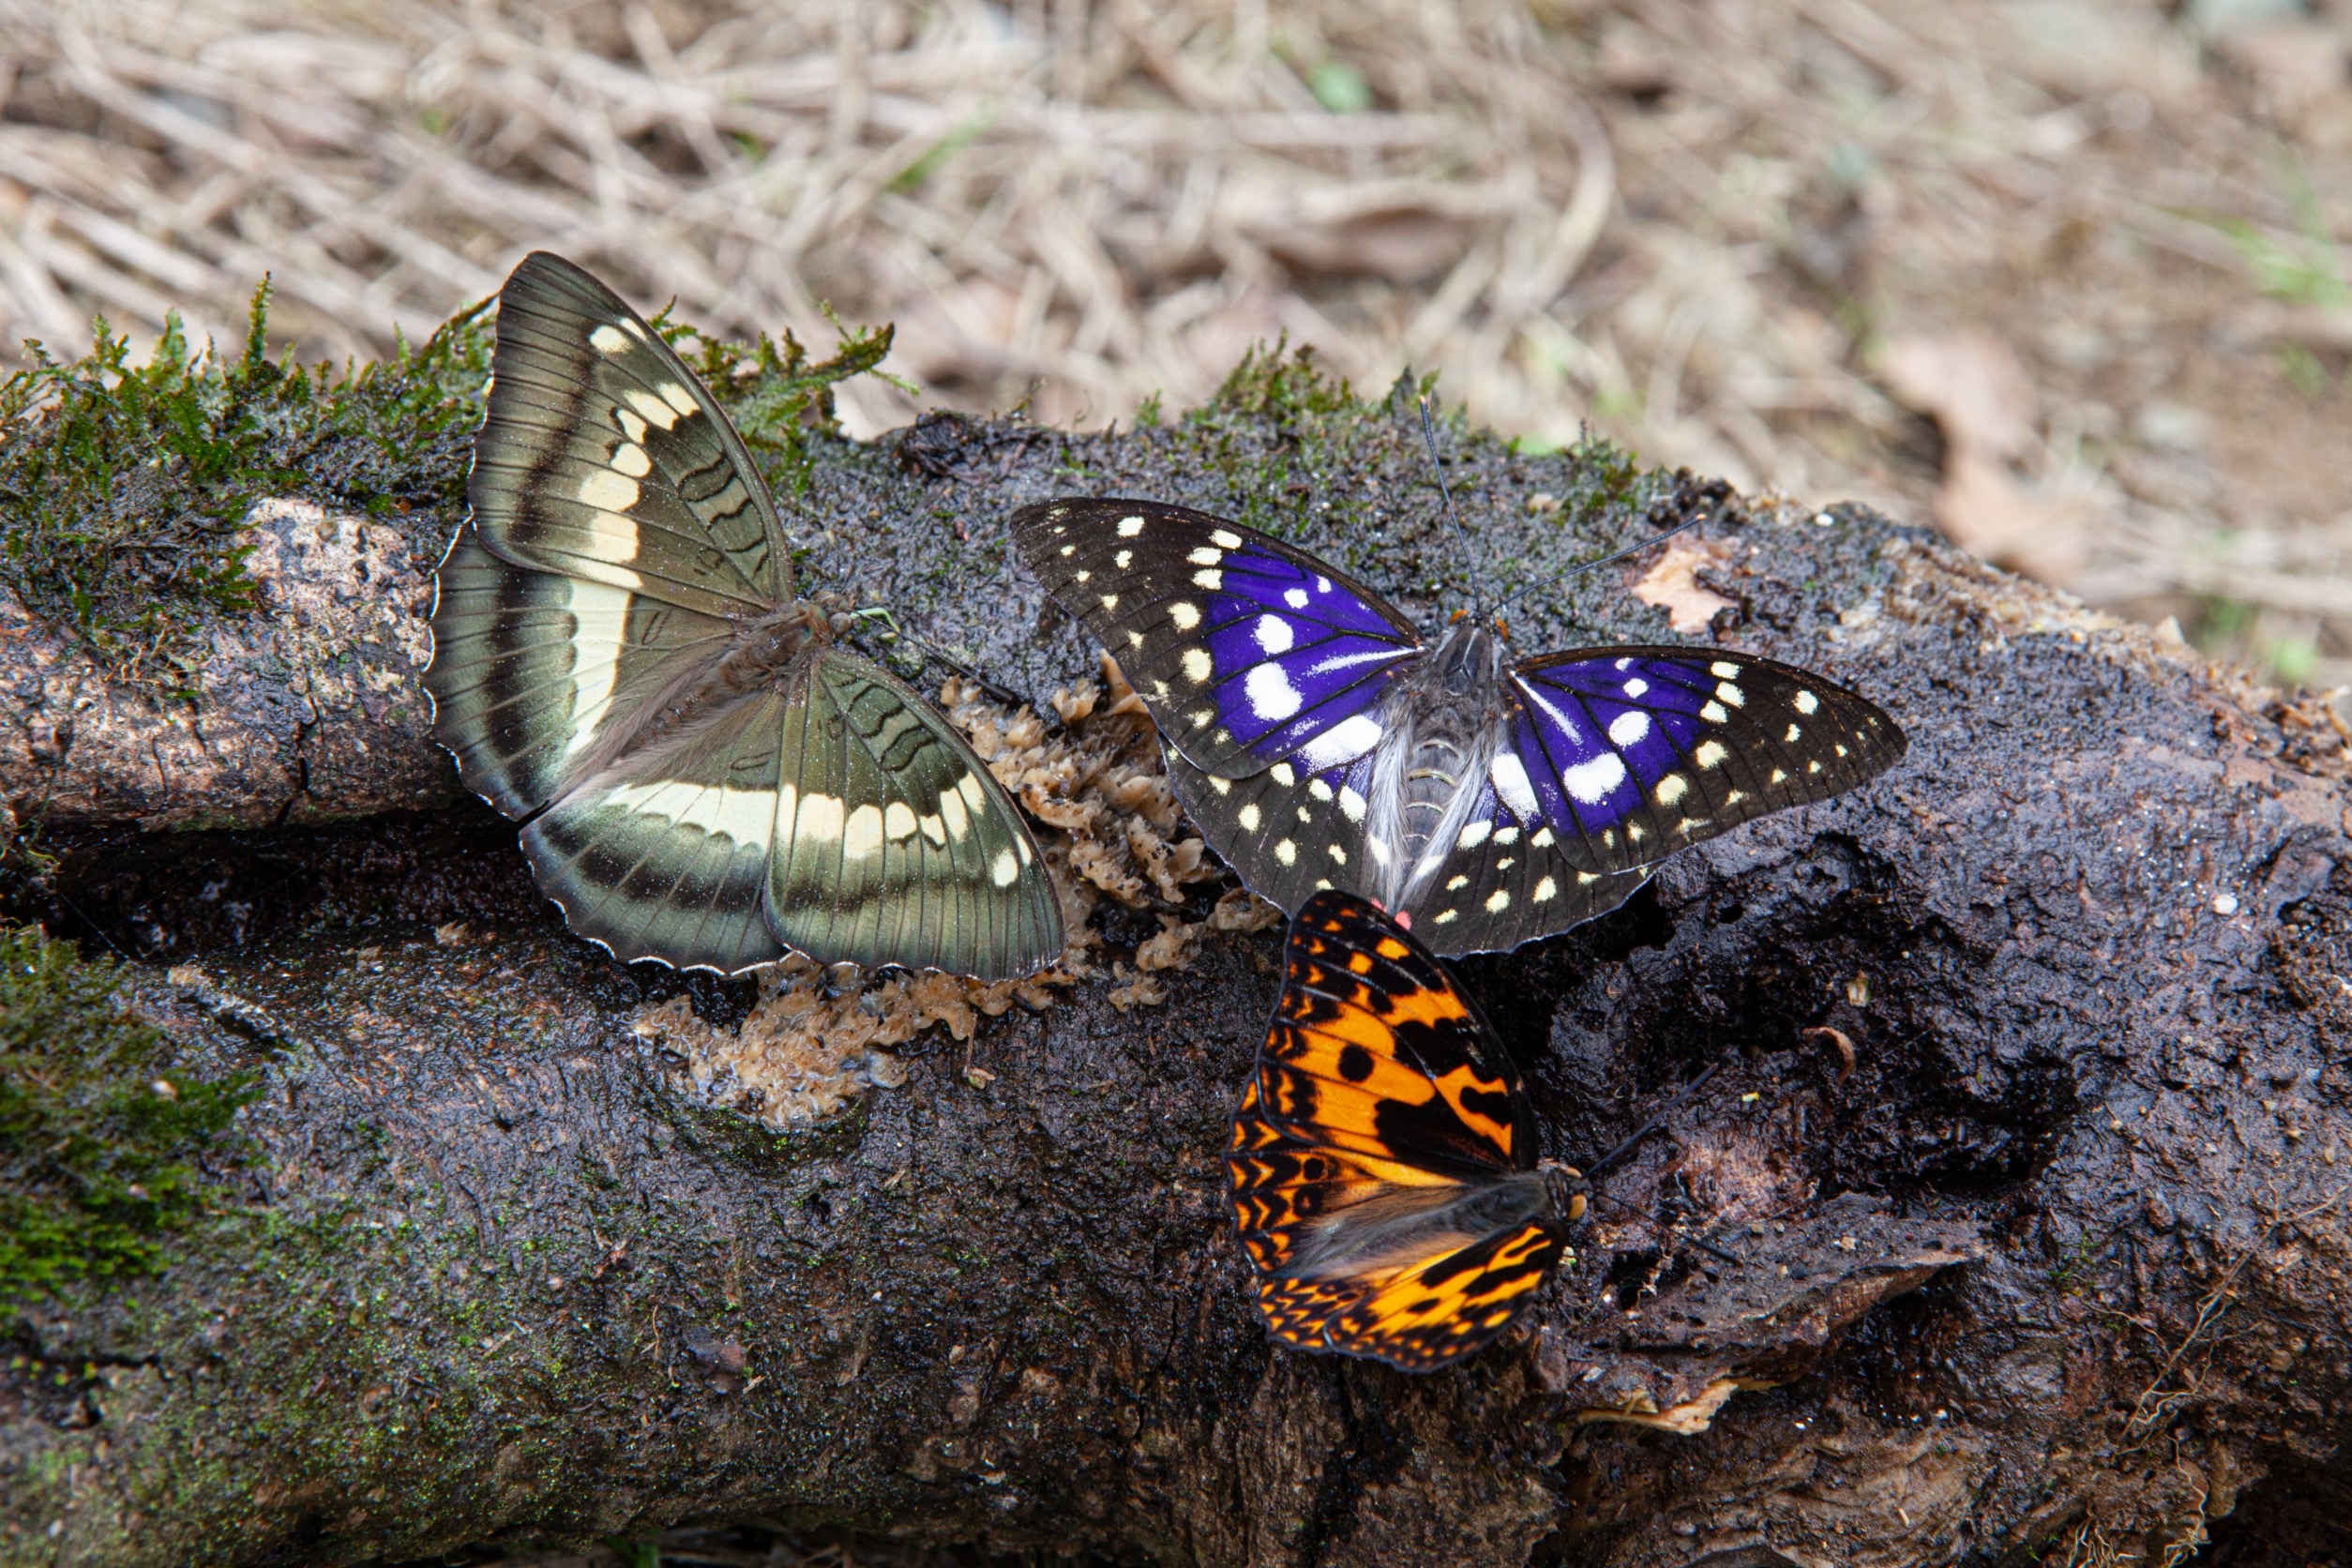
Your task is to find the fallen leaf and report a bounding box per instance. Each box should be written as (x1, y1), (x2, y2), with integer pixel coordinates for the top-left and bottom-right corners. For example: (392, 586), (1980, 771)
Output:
(1631, 536), (1737, 633)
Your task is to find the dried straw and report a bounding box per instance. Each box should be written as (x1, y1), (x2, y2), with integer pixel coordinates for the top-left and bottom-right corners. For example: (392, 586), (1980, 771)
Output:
(2, 0), (2347, 683)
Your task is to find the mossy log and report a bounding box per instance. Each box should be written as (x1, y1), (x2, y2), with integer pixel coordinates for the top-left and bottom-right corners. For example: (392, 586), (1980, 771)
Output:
(3, 362), (2349, 1567)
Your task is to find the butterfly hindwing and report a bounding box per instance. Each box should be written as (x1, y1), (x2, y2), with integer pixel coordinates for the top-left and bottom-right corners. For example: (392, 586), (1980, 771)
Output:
(1226, 890), (1571, 1371)
(1011, 499), (1420, 776)
(1509, 648), (1906, 876)
(427, 520), (739, 819)
(1160, 748), (1371, 915)
(763, 650), (1063, 978)
(471, 251), (789, 617)
(521, 686), (798, 974)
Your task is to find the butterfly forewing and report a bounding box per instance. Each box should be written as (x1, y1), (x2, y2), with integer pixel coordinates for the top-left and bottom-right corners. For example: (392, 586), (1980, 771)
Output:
(1227, 890), (1570, 1371)
(1510, 647), (1905, 877)
(1263, 898), (1532, 1175)
(762, 650), (1063, 978)
(1012, 500), (1420, 777)
(471, 251), (789, 617)
(428, 521), (740, 819)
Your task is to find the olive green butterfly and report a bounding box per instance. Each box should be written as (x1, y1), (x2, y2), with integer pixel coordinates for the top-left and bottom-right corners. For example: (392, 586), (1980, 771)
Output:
(427, 253), (1062, 978)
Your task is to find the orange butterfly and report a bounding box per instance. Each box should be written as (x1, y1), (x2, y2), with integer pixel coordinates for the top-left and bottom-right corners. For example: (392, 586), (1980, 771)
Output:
(1227, 889), (1586, 1371)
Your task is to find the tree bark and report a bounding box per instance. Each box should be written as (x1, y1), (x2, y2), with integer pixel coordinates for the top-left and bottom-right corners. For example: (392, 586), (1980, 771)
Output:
(3, 398), (2347, 1567)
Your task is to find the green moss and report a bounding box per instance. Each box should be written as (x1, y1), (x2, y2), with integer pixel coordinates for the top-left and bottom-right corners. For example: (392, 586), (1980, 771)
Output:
(0, 273), (904, 697)
(0, 281), (491, 693)
(657, 305), (907, 497)
(1194, 338), (1360, 423)
(0, 923), (259, 1304)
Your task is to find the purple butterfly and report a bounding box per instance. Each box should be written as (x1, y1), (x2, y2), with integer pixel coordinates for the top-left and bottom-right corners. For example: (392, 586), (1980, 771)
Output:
(1012, 497), (1905, 955)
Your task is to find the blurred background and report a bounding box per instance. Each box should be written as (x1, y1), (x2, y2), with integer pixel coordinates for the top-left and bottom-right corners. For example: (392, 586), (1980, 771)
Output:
(1, 0), (2348, 695)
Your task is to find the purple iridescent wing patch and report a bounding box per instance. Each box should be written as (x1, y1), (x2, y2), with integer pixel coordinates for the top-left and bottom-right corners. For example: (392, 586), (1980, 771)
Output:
(1508, 647), (1906, 876)
(1011, 499), (1421, 778)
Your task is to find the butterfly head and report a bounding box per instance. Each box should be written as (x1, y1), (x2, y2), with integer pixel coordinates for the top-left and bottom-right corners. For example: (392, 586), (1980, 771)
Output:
(1429, 612), (1511, 695)
(1537, 1159), (1591, 1225)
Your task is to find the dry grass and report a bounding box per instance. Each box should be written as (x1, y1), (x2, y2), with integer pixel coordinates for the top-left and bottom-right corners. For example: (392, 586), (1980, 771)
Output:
(1, 0), (2348, 687)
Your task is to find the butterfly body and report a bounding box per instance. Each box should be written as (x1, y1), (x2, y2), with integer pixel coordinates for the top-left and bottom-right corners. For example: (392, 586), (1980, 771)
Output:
(1228, 889), (1582, 1370)
(1013, 497), (1905, 955)
(1357, 618), (1515, 917)
(430, 253), (1063, 979)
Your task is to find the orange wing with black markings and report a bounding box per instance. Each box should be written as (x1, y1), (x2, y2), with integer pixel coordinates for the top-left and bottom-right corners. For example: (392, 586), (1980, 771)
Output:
(1226, 889), (1576, 1372)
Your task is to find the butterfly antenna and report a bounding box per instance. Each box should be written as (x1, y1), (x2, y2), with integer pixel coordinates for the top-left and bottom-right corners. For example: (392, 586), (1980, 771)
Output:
(1584, 1060), (1723, 1179)
(1580, 1185), (1743, 1267)
(1417, 394), (1487, 615)
(1491, 505), (1716, 622)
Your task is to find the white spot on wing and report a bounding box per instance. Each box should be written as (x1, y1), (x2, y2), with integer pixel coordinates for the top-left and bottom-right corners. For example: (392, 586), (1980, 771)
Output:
(1297, 714), (1382, 772)
(559, 578), (635, 761)
(884, 802), (919, 840)
(624, 389), (680, 431)
(938, 786), (970, 841)
(1114, 549), (1133, 569)
(842, 804), (885, 860)
(1622, 678), (1649, 698)
(1244, 664), (1303, 721)
(1182, 648), (1213, 685)
(991, 849), (1019, 886)
(605, 781), (777, 851)
(1118, 515), (1146, 537)
(1205, 776), (1231, 796)
(1711, 661), (1741, 679)
(1563, 753), (1628, 804)
(611, 442), (651, 478)
(1337, 785), (1367, 822)
(1533, 876), (1557, 902)
(1194, 568), (1223, 589)
(657, 383), (698, 417)
(1284, 588), (1309, 609)
(1457, 819), (1492, 849)
(1715, 681), (1745, 707)
(1211, 529), (1244, 549)
(1168, 601), (1200, 631)
(1254, 615), (1294, 655)
(1703, 701), (1729, 724)
(590, 324), (631, 354)
(1274, 839), (1297, 866)
(1694, 740), (1727, 769)
(1187, 546), (1222, 566)
(1607, 710), (1652, 747)
(1489, 752), (1540, 820)
(1270, 761), (1296, 787)
(1795, 689), (1819, 715)
(794, 792), (845, 844)
(577, 469), (640, 512)
(1655, 774), (1689, 806)
(1485, 889), (1511, 913)
(1238, 803), (1260, 831)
